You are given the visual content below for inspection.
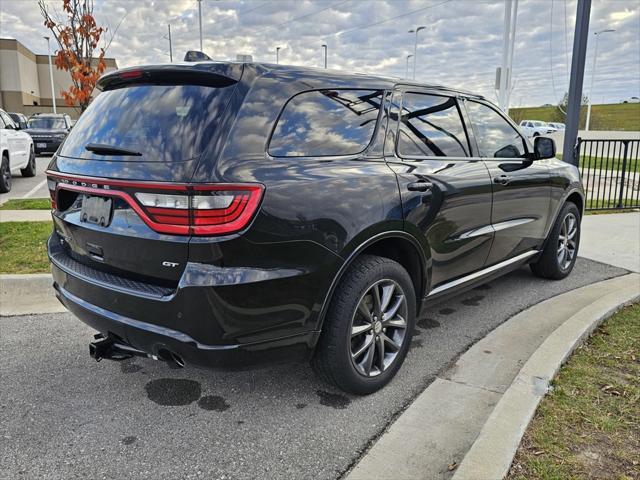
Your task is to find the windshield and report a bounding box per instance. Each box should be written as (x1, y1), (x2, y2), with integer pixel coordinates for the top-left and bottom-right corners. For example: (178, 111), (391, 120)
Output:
(59, 84), (232, 162)
(28, 117), (66, 129)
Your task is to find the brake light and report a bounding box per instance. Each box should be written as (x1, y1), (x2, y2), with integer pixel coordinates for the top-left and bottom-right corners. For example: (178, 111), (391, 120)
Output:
(47, 178), (57, 209)
(118, 69), (143, 79)
(47, 172), (264, 236)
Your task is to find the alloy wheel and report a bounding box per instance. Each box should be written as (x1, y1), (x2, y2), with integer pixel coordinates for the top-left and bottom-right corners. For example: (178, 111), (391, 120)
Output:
(557, 212), (578, 270)
(349, 279), (408, 377)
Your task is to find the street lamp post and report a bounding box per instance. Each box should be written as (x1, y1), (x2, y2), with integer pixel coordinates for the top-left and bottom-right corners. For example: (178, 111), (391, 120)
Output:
(322, 44), (327, 69)
(406, 54), (414, 79)
(197, 0), (203, 51)
(585, 29), (615, 131)
(44, 36), (56, 114)
(167, 24), (173, 62)
(408, 26), (425, 80)
(276, 47), (281, 64)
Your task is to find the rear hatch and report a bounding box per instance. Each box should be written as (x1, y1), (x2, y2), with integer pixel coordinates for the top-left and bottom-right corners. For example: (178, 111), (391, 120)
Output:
(47, 64), (255, 287)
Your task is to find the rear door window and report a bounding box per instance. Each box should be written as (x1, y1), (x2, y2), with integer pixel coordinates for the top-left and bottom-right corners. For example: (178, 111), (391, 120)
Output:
(59, 84), (233, 162)
(466, 101), (527, 158)
(397, 93), (469, 158)
(268, 89), (383, 157)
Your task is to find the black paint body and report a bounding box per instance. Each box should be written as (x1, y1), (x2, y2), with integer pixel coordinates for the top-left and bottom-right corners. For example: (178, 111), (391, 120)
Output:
(47, 62), (584, 368)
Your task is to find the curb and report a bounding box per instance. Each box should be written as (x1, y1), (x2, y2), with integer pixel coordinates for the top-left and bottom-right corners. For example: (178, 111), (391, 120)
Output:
(0, 273), (65, 316)
(452, 276), (640, 480)
(346, 273), (640, 480)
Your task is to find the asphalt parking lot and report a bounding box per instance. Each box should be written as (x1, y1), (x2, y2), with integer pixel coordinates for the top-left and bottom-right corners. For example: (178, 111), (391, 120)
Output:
(0, 155), (51, 205)
(0, 258), (627, 479)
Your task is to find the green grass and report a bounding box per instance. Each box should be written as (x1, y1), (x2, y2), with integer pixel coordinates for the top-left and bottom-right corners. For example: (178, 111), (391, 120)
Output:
(0, 221), (52, 273)
(508, 303), (640, 480)
(0, 198), (51, 210)
(509, 103), (640, 131)
(586, 198), (639, 212)
(555, 153), (640, 174)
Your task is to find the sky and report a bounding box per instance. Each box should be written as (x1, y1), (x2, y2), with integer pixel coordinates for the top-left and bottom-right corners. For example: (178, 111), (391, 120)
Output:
(1, 0), (638, 107)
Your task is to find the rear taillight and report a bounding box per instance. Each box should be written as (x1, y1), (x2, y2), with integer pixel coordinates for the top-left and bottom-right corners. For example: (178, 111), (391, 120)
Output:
(47, 178), (57, 209)
(47, 172), (264, 236)
(133, 186), (264, 235)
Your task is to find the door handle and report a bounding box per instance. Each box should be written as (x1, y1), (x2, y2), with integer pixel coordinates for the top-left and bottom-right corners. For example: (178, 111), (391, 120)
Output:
(407, 181), (433, 192)
(493, 175), (510, 185)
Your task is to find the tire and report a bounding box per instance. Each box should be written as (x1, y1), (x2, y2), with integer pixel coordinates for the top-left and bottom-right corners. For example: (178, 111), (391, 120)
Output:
(0, 154), (11, 193)
(312, 255), (416, 395)
(530, 202), (581, 280)
(533, 132), (540, 137)
(20, 146), (36, 177)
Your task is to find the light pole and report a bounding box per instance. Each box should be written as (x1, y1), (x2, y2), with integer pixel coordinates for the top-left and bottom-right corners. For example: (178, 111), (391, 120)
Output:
(585, 28), (615, 131)
(405, 54), (413, 79)
(408, 26), (425, 80)
(166, 24), (173, 62)
(44, 36), (56, 114)
(197, 0), (203, 51)
(322, 44), (327, 69)
(276, 47), (281, 64)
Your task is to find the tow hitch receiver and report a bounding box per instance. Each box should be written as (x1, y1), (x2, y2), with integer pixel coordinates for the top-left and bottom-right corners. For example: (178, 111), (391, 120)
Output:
(89, 334), (152, 362)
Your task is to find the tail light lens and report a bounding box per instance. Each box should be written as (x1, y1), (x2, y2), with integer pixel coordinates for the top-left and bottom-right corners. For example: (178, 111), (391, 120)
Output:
(47, 172), (264, 236)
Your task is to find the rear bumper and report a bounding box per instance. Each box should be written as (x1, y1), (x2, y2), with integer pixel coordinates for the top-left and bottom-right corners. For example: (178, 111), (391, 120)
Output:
(54, 282), (318, 368)
(48, 234), (333, 369)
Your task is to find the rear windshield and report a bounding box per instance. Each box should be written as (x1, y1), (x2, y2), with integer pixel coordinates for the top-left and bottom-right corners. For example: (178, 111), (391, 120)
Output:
(28, 117), (66, 129)
(59, 84), (231, 162)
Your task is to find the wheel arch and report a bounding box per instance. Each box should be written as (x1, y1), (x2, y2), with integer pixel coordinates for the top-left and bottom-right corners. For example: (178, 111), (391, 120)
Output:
(315, 230), (429, 332)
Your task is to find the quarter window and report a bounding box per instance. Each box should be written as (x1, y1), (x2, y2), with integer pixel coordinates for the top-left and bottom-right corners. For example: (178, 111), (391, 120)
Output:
(466, 101), (526, 158)
(397, 93), (469, 158)
(269, 89), (383, 157)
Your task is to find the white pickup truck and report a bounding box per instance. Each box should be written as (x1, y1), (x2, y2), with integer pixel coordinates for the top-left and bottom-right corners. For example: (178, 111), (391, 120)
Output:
(518, 120), (557, 138)
(0, 108), (35, 193)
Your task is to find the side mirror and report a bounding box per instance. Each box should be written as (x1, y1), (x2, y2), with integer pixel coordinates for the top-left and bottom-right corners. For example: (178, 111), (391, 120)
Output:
(534, 136), (556, 160)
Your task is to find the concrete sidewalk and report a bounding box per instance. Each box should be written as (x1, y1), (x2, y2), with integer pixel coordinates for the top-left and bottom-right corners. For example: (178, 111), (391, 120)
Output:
(347, 273), (640, 480)
(0, 210), (52, 222)
(579, 212), (639, 272)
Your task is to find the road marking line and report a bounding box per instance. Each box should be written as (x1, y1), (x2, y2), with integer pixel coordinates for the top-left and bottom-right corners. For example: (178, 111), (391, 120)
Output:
(22, 179), (48, 199)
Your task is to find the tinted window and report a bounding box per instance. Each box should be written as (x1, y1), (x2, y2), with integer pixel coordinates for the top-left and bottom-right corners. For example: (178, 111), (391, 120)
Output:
(466, 101), (526, 158)
(397, 93), (468, 157)
(269, 89), (383, 157)
(59, 84), (231, 162)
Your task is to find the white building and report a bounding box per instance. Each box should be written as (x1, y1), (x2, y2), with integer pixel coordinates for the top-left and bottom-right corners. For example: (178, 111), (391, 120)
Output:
(0, 38), (118, 119)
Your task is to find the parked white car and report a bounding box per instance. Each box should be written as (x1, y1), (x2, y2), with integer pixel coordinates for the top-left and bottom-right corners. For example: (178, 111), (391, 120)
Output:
(547, 122), (565, 130)
(0, 108), (36, 193)
(518, 120), (557, 137)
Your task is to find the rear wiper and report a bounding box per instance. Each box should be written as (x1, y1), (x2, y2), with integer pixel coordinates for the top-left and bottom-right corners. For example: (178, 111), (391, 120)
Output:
(85, 143), (142, 156)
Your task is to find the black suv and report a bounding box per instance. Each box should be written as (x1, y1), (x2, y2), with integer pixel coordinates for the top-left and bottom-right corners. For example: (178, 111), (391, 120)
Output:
(46, 62), (583, 394)
(25, 113), (73, 155)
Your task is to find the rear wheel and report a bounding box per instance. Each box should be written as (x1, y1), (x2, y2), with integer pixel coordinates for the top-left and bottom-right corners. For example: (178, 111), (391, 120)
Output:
(312, 255), (416, 395)
(531, 202), (581, 279)
(20, 146), (36, 177)
(0, 154), (11, 193)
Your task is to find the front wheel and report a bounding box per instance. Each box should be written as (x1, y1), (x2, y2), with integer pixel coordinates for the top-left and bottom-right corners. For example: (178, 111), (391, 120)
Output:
(0, 154), (11, 193)
(20, 146), (36, 177)
(531, 202), (581, 279)
(312, 255), (416, 395)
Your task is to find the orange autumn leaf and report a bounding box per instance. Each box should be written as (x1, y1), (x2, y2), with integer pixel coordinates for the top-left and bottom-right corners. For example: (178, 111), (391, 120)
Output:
(38, 0), (109, 112)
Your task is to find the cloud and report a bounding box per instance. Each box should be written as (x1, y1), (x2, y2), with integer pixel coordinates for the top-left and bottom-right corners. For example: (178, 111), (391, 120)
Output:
(0, 0), (638, 106)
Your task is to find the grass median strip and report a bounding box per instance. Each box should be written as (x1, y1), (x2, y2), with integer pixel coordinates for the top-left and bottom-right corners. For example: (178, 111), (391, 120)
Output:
(0, 198), (51, 210)
(508, 303), (640, 480)
(0, 221), (52, 274)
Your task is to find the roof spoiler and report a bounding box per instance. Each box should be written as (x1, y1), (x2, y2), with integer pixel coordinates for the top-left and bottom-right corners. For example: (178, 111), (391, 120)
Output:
(184, 50), (212, 62)
(97, 63), (244, 91)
